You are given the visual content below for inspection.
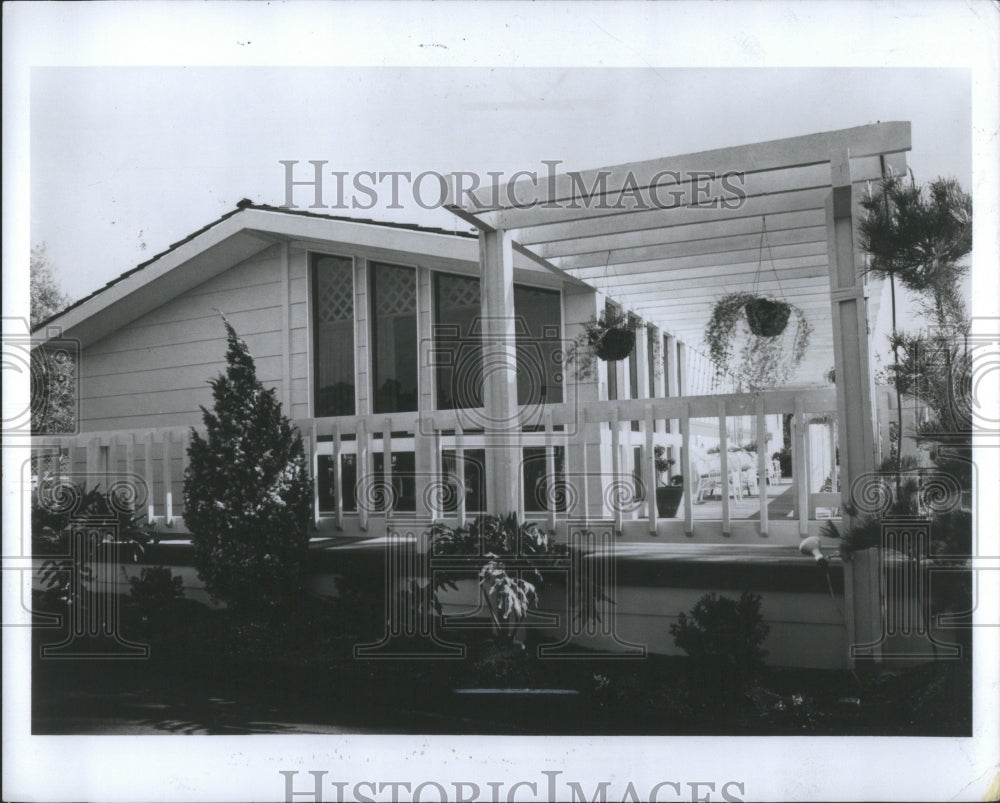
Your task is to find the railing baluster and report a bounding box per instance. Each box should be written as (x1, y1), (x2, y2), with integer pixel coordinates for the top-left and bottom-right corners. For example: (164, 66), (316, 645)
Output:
(718, 399), (731, 536)
(144, 432), (155, 523)
(756, 396), (769, 537)
(310, 421), (320, 526)
(455, 420), (466, 526)
(610, 406), (622, 534)
(86, 436), (99, 486)
(383, 418), (393, 520)
(794, 396), (808, 536)
(162, 432), (173, 526)
(645, 404), (656, 535)
(125, 433), (135, 497)
(332, 423), (343, 530)
(358, 419), (369, 532)
(544, 408), (556, 531)
(681, 402), (693, 537)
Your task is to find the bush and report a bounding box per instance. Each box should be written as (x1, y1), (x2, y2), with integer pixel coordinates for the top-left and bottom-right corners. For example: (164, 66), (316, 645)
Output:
(183, 318), (312, 618)
(128, 566), (184, 617)
(670, 591), (769, 703)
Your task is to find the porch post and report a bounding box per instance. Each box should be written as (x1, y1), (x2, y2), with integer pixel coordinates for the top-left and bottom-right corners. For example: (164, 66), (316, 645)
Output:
(415, 265), (436, 520)
(826, 148), (880, 663)
(480, 228), (520, 516)
(564, 287), (605, 520)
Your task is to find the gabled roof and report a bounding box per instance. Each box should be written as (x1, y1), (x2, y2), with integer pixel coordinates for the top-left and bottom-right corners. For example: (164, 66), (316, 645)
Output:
(33, 200), (480, 337)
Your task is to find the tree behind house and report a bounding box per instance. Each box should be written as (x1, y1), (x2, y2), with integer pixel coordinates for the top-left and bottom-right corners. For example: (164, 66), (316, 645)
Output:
(183, 319), (312, 617)
(30, 244), (76, 433)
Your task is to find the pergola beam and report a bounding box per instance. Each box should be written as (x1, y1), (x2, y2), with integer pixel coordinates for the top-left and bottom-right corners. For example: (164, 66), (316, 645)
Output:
(534, 209), (825, 260)
(515, 186), (833, 246)
(551, 225), (827, 271)
(563, 240), (829, 280)
(457, 122), (911, 213)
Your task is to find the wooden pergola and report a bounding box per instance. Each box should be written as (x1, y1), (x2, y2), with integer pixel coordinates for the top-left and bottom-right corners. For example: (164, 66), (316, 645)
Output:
(447, 123), (913, 659)
(449, 123), (910, 387)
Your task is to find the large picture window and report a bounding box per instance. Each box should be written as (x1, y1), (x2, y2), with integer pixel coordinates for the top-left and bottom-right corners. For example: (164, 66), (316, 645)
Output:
(313, 255), (355, 417)
(370, 263), (418, 414)
(513, 285), (563, 406)
(434, 272), (483, 410)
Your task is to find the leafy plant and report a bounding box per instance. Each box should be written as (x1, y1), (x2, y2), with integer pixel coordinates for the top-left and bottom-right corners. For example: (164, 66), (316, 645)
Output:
(705, 292), (811, 390)
(32, 480), (154, 609)
(183, 317), (312, 618)
(429, 514), (607, 648)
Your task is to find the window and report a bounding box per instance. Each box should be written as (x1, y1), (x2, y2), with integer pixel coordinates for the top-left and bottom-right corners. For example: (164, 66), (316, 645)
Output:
(441, 448), (487, 513)
(522, 446), (567, 513)
(434, 273), (483, 410)
(370, 263), (418, 414)
(514, 285), (563, 406)
(313, 255), (355, 417)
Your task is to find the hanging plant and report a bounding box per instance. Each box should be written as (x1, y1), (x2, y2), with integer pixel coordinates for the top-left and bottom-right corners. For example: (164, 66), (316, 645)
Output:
(704, 216), (812, 390)
(744, 297), (792, 337)
(705, 291), (812, 391)
(566, 306), (642, 379)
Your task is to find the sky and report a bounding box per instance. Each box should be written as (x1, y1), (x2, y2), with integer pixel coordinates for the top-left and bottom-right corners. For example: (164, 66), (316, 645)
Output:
(30, 67), (972, 306)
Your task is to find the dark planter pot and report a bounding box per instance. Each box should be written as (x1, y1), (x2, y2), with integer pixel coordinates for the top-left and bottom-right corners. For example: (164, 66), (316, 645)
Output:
(595, 328), (635, 361)
(744, 297), (791, 337)
(656, 486), (684, 518)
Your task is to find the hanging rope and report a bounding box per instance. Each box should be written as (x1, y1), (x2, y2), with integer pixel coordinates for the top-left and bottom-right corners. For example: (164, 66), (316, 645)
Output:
(752, 215), (785, 299)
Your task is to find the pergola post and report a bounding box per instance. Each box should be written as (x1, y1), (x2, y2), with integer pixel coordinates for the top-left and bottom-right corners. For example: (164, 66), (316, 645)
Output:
(479, 228), (520, 516)
(564, 287), (605, 520)
(826, 149), (880, 664)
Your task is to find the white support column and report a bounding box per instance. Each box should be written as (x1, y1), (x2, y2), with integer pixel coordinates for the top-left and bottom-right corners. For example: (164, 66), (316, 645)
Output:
(564, 288), (604, 521)
(826, 149), (879, 662)
(480, 228), (520, 516)
(415, 265), (436, 522)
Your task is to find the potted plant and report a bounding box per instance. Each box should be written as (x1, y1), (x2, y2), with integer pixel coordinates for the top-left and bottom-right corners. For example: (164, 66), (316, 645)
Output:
(704, 292), (812, 391)
(566, 307), (642, 378)
(654, 446), (683, 518)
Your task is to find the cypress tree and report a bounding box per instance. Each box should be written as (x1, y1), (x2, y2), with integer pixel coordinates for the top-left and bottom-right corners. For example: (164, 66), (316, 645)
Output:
(184, 318), (312, 616)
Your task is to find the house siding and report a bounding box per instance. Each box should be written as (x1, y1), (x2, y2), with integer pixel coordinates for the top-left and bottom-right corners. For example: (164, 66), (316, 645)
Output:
(77, 243), (311, 432)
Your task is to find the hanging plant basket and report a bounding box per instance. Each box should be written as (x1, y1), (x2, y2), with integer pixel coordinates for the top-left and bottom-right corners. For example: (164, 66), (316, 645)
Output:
(566, 306), (642, 378)
(594, 327), (635, 361)
(744, 296), (792, 337)
(704, 292), (812, 391)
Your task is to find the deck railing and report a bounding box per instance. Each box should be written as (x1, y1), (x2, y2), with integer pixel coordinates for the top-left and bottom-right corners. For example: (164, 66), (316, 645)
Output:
(29, 387), (839, 539)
